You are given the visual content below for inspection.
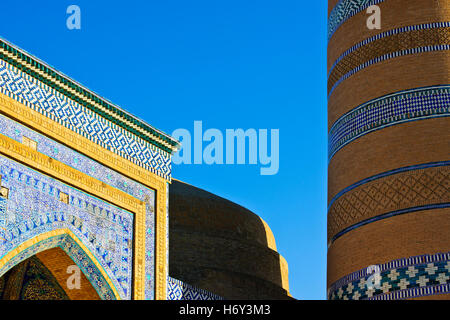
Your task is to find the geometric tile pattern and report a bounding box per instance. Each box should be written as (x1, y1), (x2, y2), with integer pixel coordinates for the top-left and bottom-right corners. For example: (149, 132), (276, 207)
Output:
(328, 24), (450, 95)
(0, 155), (134, 299)
(328, 162), (450, 244)
(328, 22), (450, 78)
(0, 234), (116, 300)
(0, 114), (157, 299)
(328, 252), (450, 300)
(0, 198), (6, 228)
(0, 38), (179, 154)
(167, 277), (224, 300)
(328, 85), (450, 160)
(328, 0), (385, 41)
(0, 59), (172, 180)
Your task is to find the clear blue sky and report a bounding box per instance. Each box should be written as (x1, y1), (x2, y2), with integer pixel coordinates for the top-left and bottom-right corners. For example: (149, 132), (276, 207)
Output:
(1, 0), (328, 299)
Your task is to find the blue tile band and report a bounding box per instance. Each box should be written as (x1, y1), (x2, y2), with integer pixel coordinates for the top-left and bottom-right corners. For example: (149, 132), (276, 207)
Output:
(328, 252), (450, 300)
(328, 0), (385, 42)
(0, 59), (172, 180)
(167, 277), (224, 300)
(328, 85), (450, 161)
(328, 22), (450, 78)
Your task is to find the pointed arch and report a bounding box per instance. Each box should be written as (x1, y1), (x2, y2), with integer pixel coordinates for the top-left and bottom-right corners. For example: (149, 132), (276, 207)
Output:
(0, 229), (120, 300)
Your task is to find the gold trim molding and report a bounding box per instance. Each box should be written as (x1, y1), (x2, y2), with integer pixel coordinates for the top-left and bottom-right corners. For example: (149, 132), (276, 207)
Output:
(0, 92), (169, 300)
(0, 229), (121, 300)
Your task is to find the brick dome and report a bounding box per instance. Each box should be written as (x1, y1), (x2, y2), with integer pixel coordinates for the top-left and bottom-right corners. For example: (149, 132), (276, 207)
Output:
(169, 179), (292, 300)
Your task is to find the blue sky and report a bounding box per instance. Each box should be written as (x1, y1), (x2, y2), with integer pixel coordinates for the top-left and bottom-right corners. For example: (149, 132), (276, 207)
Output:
(1, 1), (328, 299)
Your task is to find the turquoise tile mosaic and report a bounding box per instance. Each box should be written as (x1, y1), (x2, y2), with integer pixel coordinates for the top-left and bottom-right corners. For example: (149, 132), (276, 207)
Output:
(0, 113), (157, 299)
(0, 155), (133, 299)
(167, 277), (224, 300)
(328, 252), (450, 300)
(0, 59), (172, 180)
(0, 234), (116, 300)
(328, 0), (385, 41)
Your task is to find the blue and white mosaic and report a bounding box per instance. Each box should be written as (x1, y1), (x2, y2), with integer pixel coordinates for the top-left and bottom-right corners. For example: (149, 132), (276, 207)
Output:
(328, 252), (450, 300)
(0, 59), (172, 180)
(328, 45), (450, 97)
(328, 0), (385, 41)
(0, 113), (157, 299)
(328, 85), (450, 160)
(328, 22), (450, 78)
(167, 277), (224, 300)
(0, 155), (133, 299)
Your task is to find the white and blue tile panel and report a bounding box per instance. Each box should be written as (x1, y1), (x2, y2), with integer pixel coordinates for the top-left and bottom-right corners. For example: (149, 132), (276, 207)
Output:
(328, 252), (450, 300)
(0, 59), (172, 180)
(328, 22), (450, 79)
(0, 113), (157, 299)
(328, 85), (450, 161)
(328, 0), (385, 41)
(167, 277), (224, 300)
(0, 155), (133, 299)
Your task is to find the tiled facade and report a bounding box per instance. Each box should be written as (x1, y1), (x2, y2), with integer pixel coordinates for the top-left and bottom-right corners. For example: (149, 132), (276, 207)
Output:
(328, 161), (450, 245)
(167, 277), (224, 300)
(328, 24), (450, 96)
(1, 234), (116, 300)
(327, 0), (450, 300)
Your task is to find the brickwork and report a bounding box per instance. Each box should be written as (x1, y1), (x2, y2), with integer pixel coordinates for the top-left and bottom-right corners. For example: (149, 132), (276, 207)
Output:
(328, 117), (450, 202)
(327, 0), (450, 300)
(169, 180), (291, 300)
(328, 0), (450, 70)
(328, 51), (450, 128)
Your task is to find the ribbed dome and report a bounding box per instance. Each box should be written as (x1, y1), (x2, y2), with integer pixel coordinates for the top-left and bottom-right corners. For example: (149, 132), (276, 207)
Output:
(169, 179), (292, 300)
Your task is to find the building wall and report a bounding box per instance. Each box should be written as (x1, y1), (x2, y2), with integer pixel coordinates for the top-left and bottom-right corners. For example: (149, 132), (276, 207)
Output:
(169, 180), (292, 300)
(327, 0), (450, 300)
(0, 38), (178, 299)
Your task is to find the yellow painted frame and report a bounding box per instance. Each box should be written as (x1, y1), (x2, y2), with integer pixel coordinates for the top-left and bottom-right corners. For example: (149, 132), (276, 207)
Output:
(0, 93), (168, 300)
(0, 229), (121, 299)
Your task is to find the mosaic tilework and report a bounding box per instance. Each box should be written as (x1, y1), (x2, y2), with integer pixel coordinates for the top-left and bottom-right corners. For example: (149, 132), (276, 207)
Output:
(0, 38), (179, 154)
(0, 113), (157, 299)
(328, 252), (450, 300)
(328, 85), (450, 160)
(328, 162), (450, 245)
(167, 277), (224, 300)
(328, 22), (450, 77)
(0, 255), (70, 300)
(0, 234), (116, 300)
(0, 198), (6, 228)
(328, 24), (450, 95)
(0, 59), (172, 180)
(328, 0), (385, 41)
(0, 155), (133, 299)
